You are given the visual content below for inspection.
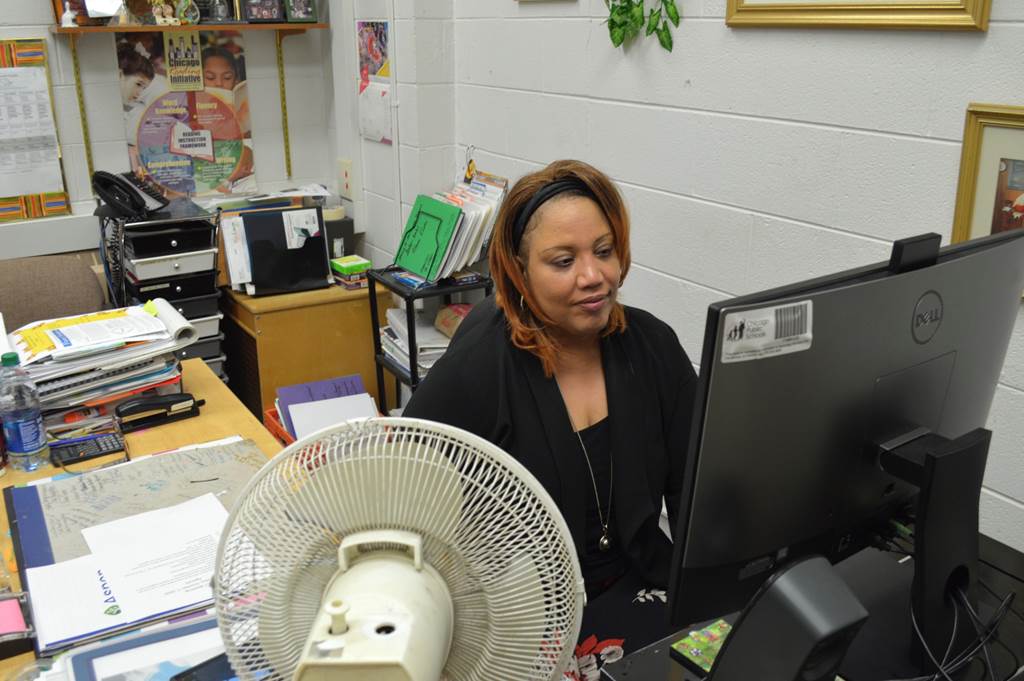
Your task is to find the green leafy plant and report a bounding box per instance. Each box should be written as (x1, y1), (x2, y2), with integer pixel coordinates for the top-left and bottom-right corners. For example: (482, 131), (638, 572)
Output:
(606, 0), (680, 52)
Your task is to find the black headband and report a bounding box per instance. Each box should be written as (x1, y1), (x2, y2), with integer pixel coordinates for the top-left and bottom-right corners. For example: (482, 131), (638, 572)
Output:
(510, 178), (596, 253)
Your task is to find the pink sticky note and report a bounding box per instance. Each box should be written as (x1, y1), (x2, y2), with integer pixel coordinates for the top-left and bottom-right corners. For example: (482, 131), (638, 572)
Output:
(0, 598), (27, 635)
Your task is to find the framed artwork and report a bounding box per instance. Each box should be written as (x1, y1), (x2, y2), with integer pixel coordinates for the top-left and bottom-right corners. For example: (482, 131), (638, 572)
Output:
(284, 0), (316, 21)
(242, 0), (283, 21)
(952, 104), (1024, 244)
(726, 0), (990, 30)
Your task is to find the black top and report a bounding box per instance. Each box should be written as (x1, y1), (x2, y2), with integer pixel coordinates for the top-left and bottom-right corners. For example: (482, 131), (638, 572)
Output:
(403, 297), (698, 587)
(576, 417), (629, 595)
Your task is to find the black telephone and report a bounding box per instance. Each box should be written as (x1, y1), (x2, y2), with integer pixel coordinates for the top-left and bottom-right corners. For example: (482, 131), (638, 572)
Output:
(92, 170), (169, 217)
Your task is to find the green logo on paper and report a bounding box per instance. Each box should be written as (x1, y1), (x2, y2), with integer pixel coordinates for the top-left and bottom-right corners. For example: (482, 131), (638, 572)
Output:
(105, 605), (122, 616)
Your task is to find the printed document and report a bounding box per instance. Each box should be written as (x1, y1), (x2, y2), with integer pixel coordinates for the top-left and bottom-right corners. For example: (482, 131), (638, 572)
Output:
(26, 494), (229, 651)
(0, 68), (63, 196)
(81, 494), (229, 619)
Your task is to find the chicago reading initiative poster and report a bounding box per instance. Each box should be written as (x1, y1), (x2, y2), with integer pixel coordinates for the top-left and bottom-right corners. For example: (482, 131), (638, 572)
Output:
(116, 30), (255, 197)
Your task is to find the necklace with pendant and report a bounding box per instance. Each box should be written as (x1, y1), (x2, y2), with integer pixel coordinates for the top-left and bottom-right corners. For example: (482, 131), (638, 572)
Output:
(573, 423), (614, 552)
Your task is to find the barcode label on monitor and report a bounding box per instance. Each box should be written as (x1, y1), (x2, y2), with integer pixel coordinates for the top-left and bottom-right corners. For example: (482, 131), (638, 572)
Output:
(774, 303), (808, 339)
(720, 300), (813, 364)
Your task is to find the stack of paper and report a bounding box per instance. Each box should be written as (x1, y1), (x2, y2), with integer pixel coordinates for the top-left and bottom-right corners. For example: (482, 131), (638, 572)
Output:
(379, 308), (451, 377)
(26, 494), (227, 654)
(394, 171), (508, 283)
(275, 374), (368, 438)
(273, 374), (378, 439)
(5, 299), (196, 415)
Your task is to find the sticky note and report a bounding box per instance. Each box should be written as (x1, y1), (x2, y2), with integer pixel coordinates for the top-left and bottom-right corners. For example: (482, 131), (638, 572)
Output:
(143, 300), (159, 317)
(0, 599), (27, 635)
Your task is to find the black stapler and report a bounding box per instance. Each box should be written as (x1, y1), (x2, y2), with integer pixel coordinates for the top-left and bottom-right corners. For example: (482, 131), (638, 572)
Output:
(115, 393), (205, 433)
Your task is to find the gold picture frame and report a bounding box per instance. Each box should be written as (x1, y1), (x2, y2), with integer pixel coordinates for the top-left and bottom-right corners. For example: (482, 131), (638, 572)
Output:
(952, 104), (1024, 245)
(726, 0), (990, 30)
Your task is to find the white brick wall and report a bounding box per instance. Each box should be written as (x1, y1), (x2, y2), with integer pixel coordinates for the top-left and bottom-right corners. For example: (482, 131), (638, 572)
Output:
(444, 1), (1024, 550)
(0, 4), (330, 258)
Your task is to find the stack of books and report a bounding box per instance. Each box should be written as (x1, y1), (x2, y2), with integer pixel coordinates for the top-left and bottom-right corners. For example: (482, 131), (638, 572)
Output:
(394, 171), (508, 283)
(380, 308), (451, 378)
(331, 255), (372, 289)
(5, 300), (197, 440)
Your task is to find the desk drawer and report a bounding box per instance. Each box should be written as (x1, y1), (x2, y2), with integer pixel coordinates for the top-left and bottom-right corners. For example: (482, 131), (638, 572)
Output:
(125, 222), (216, 259)
(127, 271), (217, 301)
(175, 333), (223, 360)
(192, 312), (223, 339)
(127, 248), (217, 280)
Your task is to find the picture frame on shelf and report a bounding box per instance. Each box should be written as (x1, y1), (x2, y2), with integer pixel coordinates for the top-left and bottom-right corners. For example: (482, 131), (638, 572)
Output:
(726, 0), (990, 30)
(952, 104), (1024, 246)
(241, 0), (283, 22)
(284, 0), (316, 22)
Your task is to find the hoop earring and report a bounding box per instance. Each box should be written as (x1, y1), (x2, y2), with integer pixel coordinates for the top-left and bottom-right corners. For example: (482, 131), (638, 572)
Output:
(519, 294), (525, 309)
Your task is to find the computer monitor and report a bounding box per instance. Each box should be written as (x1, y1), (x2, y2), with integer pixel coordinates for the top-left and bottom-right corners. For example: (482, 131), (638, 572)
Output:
(667, 230), (1024, 671)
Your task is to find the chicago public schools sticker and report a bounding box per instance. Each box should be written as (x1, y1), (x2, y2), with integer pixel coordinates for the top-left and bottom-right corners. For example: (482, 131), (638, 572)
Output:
(720, 300), (813, 364)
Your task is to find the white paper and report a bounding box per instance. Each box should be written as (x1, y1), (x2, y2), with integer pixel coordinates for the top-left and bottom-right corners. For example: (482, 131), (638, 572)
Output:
(26, 553), (130, 650)
(283, 208), (320, 249)
(83, 0), (124, 17)
(358, 82), (392, 144)
(81, 494), (228, 620)
(289, 392), (378, 440)
(0, 67), (63, 196)
(221, 215), (253, 286)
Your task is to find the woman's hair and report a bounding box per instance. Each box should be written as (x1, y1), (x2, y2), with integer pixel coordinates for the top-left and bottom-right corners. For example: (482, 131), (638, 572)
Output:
(488, 159), (632, 375)
(117, 43), (154, 80)
(201, 46), (239, 76)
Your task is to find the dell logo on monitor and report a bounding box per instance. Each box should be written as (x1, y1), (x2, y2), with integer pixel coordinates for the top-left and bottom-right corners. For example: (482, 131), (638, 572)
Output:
(912, 290), (943, 344)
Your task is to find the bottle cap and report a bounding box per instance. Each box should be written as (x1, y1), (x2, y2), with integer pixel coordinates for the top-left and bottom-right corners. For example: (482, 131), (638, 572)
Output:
(1, 353), (19, 367)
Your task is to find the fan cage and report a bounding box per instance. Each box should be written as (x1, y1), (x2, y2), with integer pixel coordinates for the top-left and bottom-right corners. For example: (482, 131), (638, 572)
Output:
(214, 417), (584, 681)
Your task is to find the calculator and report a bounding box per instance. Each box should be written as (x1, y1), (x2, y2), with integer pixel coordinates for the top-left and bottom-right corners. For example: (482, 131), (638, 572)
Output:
(49, 434), (125, 467)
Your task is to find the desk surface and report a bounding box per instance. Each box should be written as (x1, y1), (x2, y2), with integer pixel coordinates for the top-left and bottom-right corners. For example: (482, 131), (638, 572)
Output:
(0, 359), (281, 676)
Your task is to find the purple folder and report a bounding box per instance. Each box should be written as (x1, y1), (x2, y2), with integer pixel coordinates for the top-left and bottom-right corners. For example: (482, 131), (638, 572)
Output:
(276, 374), (367, 437)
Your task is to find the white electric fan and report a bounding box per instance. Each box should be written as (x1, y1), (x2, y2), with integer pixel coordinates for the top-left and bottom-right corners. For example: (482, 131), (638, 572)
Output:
(213, 417), (586, 681)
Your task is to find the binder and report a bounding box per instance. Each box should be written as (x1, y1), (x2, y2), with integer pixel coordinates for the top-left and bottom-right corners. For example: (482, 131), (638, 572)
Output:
(242, 206), (331, 296)
(395, 195), (464, 281)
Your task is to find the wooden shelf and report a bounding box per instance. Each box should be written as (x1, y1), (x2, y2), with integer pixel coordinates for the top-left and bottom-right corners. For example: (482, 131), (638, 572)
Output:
(53, 22), (327, 34)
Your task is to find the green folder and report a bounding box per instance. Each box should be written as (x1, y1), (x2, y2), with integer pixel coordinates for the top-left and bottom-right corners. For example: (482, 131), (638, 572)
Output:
(395, 195), (463, 281)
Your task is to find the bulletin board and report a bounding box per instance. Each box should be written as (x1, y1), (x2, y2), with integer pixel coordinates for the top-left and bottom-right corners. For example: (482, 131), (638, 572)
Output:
(0, 39), (70, 222)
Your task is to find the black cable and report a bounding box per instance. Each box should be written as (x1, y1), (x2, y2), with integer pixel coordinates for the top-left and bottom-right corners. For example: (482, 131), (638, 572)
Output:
(959, 588), (998, 681)
(882, 588), (1015, 681)
(939, 593), (1015, 678)
(910, 601), (958, 681)
(980, 579), (1024, 627)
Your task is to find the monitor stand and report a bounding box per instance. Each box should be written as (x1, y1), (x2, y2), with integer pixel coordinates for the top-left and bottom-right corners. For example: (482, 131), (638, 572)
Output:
(878, 427), (991, 670)
(601, 549), (956, 681)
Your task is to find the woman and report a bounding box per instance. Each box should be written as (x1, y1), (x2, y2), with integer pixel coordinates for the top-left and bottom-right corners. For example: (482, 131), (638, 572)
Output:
(403, 160), (697, 676)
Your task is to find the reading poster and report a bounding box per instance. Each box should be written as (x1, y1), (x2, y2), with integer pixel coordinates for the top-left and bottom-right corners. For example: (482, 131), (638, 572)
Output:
(116, 31), (255, 197)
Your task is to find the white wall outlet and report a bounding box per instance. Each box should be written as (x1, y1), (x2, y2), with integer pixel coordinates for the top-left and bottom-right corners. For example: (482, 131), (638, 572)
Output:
(338, 158), (358, 201)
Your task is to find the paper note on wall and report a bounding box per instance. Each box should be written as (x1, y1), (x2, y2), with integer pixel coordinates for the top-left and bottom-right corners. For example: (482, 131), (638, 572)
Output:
(0, 68), (63, 196)
(359, 82), (392, 144)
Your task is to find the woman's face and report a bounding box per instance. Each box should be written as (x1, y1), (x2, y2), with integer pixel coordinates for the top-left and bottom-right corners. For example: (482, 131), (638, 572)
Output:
(120, 73), (150, 104)
(522, 196), (621, 342)
(204, 55), (236, 90)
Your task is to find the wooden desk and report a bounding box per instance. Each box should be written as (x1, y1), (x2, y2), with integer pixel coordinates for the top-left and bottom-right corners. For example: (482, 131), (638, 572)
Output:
(0, 359), (280, 675)
(221, 285), (390, 416)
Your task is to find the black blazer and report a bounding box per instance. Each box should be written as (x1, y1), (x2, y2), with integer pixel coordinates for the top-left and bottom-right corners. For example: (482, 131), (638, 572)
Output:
(403, 297), (698, 586)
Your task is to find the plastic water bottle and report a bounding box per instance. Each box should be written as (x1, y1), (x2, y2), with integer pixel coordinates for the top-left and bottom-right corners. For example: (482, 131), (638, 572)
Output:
(0, 352), (49, 472)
